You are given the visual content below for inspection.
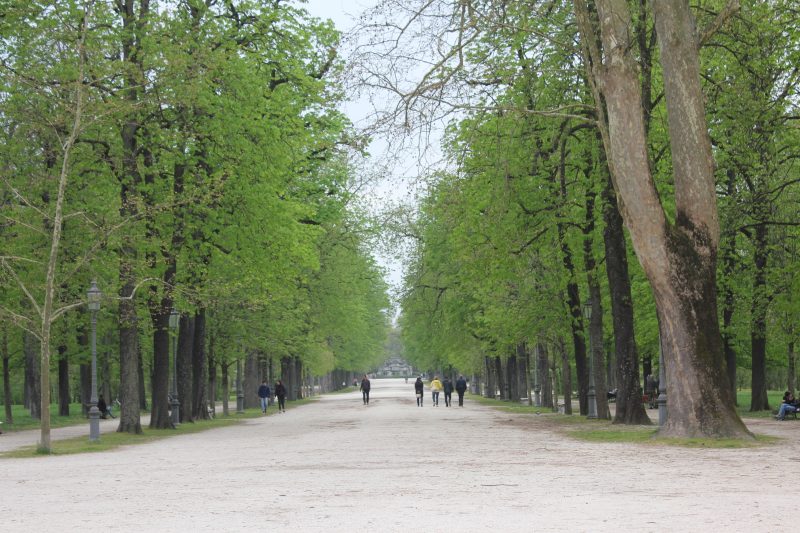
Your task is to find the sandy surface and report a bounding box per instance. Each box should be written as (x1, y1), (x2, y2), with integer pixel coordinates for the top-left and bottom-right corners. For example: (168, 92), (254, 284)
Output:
(1, 378), (798, 532)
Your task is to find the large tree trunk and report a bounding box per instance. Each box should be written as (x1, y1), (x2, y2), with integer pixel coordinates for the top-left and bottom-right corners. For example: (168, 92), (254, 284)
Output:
(720, 170), (738, 401)
(602, 160), (649, 424)
(484, 355), (495, 398)
(221, 362), (230, 417)
(537, 343), (554, 409)
(176, 313), (195, 423)
(576, 0), (750, 438)
(494, 356), (505, 402)
(207, 331), (216, 417)
(192, 309), (210, 419)
(583, 181), (610, 420)
(560, 237), (588, 414)
(148, 311), (172, 429)
(80, 366), (91, 417)
(506, 354), (518, 401)
(115, 0), (149, 437)
(244, 352), (259, 408)
(749, 223), (770, 411)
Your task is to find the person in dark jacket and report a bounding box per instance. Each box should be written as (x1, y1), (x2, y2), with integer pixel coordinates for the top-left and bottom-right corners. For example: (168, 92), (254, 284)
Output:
(443, 377), (454, 407)
(97, 395), (115, 419)
(455, 375), (467, 407)
(258, 380), (271, 413)
(274, 380), (287, 413)
(360, 374), (371, 405)
(414, 376), (424, 407)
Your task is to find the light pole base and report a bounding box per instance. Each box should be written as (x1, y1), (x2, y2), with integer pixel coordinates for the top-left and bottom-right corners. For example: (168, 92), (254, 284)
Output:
(88, 405), (101, 441)
(171, 398), (181, 426)
(587, 388), (598, 419)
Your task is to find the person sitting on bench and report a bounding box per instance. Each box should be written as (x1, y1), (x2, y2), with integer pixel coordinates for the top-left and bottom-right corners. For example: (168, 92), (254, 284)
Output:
(97, 395), (115, 419)
(776, 391), (799, 421)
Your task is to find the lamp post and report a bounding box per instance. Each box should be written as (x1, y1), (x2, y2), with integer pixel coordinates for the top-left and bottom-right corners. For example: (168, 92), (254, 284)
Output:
(236, 359), (245, 413)
(533, 347), (541, 407)
(583, 301), (598, 419)
(169, 309), (180, 425)
(87, 281), (101, 442)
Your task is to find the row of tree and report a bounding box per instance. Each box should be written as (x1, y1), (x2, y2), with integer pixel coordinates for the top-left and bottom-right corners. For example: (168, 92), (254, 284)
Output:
(365, 1), (799, 437)
(0, 0), (390, 451)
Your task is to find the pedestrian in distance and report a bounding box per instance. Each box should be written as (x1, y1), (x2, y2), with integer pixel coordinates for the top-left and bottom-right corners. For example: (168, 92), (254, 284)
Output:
(360, 374), (371, 405)
(258, 380), (271, 413)
(275, 380), (287, 413)
(430, 376), (443, 406)
(443, 377), (453, 407)
(414, 376), (424, 406)
(455, 375), (467, 407)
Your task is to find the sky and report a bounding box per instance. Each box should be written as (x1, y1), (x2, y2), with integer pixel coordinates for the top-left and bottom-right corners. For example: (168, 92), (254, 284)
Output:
(303, 0), (422, 300)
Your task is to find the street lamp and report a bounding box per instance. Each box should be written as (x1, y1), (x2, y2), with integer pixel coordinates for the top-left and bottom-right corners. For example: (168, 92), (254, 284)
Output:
(87, 280), (101, 442)
(169, 308), (180, 425)
(236, 358), (245, 414)
(583, 301), (598, 419)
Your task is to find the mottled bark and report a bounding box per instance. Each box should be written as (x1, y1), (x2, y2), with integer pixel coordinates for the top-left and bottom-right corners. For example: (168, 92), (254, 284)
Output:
(575, 0), (750, 438)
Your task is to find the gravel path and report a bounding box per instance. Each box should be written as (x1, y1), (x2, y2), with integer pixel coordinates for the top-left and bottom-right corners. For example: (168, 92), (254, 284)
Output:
(1, 378), (797, 532)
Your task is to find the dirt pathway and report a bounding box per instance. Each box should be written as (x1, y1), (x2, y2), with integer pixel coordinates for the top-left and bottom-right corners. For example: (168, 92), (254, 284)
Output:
(1, 378), (797, 532)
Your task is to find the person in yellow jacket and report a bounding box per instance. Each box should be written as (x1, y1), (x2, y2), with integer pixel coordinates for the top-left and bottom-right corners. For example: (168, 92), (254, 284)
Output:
(430, 376), (443, 406)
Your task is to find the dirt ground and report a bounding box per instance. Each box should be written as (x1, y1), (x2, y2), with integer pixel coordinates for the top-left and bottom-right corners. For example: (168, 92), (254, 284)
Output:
(1, 378), (798, 532)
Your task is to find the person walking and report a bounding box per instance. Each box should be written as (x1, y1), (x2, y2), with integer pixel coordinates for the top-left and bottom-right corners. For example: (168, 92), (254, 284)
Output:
(258, 380), (271, 413)
(430, 376), (443, 406)
(414, 376), (424, 407)
(455, 375), (467, 407)
(274, 380), (287, 413)
(360, 374), (371, 405)
(443, 377), (453, 407)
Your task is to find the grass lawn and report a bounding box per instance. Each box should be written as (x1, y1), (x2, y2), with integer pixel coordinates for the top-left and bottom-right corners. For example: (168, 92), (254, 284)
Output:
(472, 391), (781, 448)
(1, 397), (316, 457)
(2, 403), (92, 432)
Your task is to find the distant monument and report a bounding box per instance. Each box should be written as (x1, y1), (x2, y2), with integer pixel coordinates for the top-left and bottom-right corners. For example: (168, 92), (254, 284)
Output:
(375, 357), (413, 378)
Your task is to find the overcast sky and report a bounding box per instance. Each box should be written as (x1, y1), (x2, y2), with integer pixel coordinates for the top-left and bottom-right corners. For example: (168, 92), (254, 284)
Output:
(303, 0), (416, 303)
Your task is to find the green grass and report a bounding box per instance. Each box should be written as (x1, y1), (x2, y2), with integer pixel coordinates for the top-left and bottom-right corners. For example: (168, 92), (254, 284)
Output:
(1, 397), (317, 458)
(736, 390), (785, 418)
(568, 426), (778, 448)
(2, 403), (91, 432)
(474, 391), (781, 448)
